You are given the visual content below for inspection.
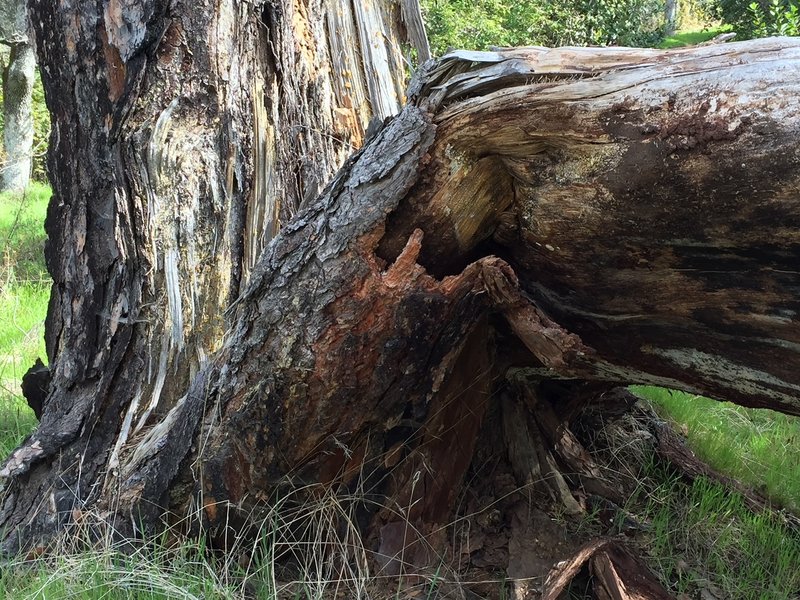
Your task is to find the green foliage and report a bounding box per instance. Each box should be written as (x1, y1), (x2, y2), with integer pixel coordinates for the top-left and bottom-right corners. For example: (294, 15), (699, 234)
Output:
(420, 0), (667, 55)
(681, 0), (729, 22)
(632, 387), (800, 513)
(0, 67), (51, 184)
(748, 0), (800, 36)
(678, 0), (725, 26)
(710, 0), (800, 38)
(422, 0), (560, 53)
(576, 0), (666, 46)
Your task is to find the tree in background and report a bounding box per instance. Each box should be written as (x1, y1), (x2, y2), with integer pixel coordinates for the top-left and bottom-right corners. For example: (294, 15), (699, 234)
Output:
(665, 0), (680, 34)
(0, 0), (34, 191)
(0, 67), (48, 183)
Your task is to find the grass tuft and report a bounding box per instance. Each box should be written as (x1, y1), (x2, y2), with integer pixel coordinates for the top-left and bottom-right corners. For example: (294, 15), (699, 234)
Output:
(641, 466), (800, 600)
(0, 540), (242, 599)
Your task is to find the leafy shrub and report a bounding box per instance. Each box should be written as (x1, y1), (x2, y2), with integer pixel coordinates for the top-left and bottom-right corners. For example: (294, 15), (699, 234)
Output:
(576, 0), (666, 47)
(678, 0), (723, 25)
(421, 0), (667, 55)
(710, 0), (799, 38)
(748, 0), (800, 36)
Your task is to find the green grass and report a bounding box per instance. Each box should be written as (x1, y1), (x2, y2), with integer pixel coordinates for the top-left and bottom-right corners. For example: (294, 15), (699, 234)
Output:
(0, 182), (50, 452)
(659, 25), (733, 48)
(641, 468), (800, 600)
(0, 541), (243, 599)
(0, 389), (39, 457)
(0, 485), (379, 600)
(632, 386), (800, 513)
(0, 181), (50, 281)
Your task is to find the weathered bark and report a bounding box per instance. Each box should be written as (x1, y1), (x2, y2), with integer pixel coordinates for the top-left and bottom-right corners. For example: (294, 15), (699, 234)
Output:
(0, 0), (34, 191)
(1, 0), (425, 551)
(3, 7), (800, 595)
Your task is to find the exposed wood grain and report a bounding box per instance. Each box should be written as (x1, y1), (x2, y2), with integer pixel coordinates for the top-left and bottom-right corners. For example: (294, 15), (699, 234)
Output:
(591, 543), (675, 600)
(0, 0), (429, 553)
(387, 38), (800, 413)
(542, 538), (613, 600)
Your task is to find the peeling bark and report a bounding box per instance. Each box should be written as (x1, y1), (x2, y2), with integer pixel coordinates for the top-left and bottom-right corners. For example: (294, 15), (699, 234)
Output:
(3, 0), (428, 552)
(2, 8), (800, 596)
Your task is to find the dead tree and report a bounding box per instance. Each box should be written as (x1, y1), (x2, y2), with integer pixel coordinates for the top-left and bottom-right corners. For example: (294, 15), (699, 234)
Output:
(2, 0), (800, 593)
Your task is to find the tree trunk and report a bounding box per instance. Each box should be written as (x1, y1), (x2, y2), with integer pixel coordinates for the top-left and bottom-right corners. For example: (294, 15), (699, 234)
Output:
(3, 4), (800, 593)
(665, 0), (679, 36)
(0, 0), (34, 191)
(1, 0), (426, 551)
